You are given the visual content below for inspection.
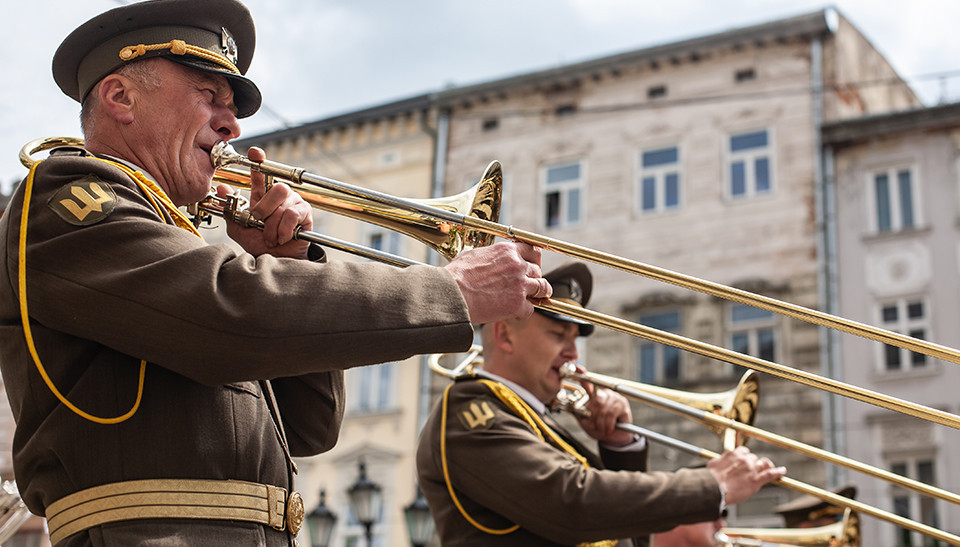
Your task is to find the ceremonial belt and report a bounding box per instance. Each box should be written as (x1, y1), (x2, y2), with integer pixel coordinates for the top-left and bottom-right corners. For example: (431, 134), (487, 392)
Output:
(45, 479), (304, 545)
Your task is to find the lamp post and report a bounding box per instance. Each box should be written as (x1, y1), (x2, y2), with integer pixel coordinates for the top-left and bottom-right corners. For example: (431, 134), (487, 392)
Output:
(305, 489), (337, 547)
(347, 459), (382, 547)
(403, 488), (434, 547)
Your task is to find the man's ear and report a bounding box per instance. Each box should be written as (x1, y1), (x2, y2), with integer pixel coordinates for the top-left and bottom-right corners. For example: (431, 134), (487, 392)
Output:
(97, 74), (136, 124)
(492, 321), (515, 353)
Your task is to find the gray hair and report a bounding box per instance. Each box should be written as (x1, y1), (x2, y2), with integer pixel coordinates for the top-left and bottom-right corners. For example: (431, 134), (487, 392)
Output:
(80, 59), (164, 137)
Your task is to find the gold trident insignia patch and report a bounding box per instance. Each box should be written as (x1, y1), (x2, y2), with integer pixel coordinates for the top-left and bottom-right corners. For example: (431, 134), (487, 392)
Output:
(457, 398), (496, 430)
(48, 177), (117, 226)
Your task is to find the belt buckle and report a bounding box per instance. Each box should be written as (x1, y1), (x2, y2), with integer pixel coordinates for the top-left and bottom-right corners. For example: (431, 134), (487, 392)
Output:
(286, 491), (304, 536)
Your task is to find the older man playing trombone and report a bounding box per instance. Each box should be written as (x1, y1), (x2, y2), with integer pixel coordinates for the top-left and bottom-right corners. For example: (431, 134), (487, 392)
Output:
(0, 1), (551, 545)
(417, 261), (785, 546)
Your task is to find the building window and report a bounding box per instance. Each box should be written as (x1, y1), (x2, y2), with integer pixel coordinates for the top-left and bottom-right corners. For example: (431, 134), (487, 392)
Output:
(647, 85), (667, 99)
(368, 228), (402, 258)
(872, 167), (917, 233)
(879, 299), (928, 372)
(735, 68), (756, 82)
(890, 458), (940, 547)
(482, 117), (499, 131)
(379, 150), (398, 166)
(638, 146), (681, 215)
(543, 161), (584, 228)
(727, 303), (777, 375)
(636, 310), (682, 384)
(350, 362), (395, 413)
(728, 129), (772, 199)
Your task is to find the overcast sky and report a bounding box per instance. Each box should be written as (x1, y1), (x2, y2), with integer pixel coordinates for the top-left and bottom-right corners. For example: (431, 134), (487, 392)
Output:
(3, 0), (959, 189)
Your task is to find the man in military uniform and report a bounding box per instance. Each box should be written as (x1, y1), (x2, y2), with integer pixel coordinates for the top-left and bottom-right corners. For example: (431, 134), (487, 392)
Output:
(0, 1), (551, 545)
(416, 262), (786, 546)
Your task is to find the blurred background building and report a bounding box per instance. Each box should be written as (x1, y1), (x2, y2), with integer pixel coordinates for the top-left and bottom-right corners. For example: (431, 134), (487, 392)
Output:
(3, 7), (959, 547)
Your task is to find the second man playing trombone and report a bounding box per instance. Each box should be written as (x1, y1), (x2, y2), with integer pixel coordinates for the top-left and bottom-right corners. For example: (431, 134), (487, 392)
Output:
(416, 261), (786, 546)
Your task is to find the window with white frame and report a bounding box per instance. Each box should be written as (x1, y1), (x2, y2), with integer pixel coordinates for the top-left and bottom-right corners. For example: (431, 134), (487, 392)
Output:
(728, 130), (772, 199)
(890, 457), (940, 547)
(543, 161), (584, 228)
(636, 310), (682, 384)
(349, 362), (395, 413)
(727, 303), (777, 376)
(638, 146), (681, 215)
(872, 167), (917, 233)
(879, 299), (928, 372)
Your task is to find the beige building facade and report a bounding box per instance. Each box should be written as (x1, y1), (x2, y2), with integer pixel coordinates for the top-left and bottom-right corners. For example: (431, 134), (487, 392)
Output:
(432, 7), (919, 532)
(233, 95), (442, 547)
(824, 103), (960, 546)
(0, 7), (949, 547)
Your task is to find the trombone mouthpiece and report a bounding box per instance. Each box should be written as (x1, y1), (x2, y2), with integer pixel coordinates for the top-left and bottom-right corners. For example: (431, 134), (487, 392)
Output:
(210, 141), (241, 169)
(559, 362), (578, 378)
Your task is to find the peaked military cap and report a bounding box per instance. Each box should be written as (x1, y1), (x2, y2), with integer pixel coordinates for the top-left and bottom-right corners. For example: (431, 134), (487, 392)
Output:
(774, 483), (857, 528)
(537, 261), (594, 336)
(53, 0), (262, 118)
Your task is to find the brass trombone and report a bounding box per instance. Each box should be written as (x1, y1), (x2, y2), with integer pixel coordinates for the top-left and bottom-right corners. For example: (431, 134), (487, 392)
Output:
(428, 348), (957, 545)
(204, 141), (960, 430)
(429, 344), (760, 450)
(18, 137), (960, 431)
(550, 374), (956, 545)
(717, 507), (860, 546)
(557, 363), (960, 508)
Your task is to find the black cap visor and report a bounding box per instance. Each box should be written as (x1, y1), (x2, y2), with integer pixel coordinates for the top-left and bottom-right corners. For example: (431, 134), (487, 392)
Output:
(166, 56), (262, 118)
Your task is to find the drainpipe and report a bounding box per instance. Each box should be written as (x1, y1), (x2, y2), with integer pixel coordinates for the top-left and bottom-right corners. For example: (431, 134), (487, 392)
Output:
(812, 32), (846, 489)
(417, 105), (451, 433)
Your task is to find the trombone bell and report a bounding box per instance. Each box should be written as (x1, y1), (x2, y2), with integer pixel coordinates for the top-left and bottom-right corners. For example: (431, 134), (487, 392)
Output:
(560, 366), (760, 449)
(718, 508), (860, 547)
(211, 143), (503, 260)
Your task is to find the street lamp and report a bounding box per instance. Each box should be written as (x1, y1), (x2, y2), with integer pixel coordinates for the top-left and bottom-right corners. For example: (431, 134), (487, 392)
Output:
(305, 489), (337, 547)
(347, 459), (382, 547)
(403, 488), (434, 547)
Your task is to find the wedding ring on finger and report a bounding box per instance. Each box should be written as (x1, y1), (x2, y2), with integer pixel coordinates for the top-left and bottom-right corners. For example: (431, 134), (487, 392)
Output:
(533, 278), (547, 299)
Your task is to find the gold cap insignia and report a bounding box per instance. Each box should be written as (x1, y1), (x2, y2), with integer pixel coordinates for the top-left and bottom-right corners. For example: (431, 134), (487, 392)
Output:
(456, 397), (497, 430)
(48, 176), (117, 226)
(221, 27), (238, 66)
(568, 278), (582, 303)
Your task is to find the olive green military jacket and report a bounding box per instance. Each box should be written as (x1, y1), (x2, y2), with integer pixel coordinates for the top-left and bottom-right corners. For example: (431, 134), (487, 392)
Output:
(416, 378), (723, 546)
(0, 150), (473, 546)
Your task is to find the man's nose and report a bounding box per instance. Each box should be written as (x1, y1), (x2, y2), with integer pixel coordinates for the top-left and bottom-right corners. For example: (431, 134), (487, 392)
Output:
(563, 337), (579, 361)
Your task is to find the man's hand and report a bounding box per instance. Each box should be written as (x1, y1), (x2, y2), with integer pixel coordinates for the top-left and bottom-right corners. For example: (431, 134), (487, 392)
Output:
(576, 377), (636, 446)
(220, 147), (314, 259)
(706, 446), (786, 505)
(444, 241), (550, 324)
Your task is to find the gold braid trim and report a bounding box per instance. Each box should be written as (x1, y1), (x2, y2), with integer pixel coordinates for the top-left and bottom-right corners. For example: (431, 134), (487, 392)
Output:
(15, 156), (205, 424)
(18, 160), (145, 424)
(440, 382), (519, 535)
(91, 157), (202, 238)
(119, 40), (240, 74)
(477, 379), (589, 468)
(440, 378), (617, 546)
